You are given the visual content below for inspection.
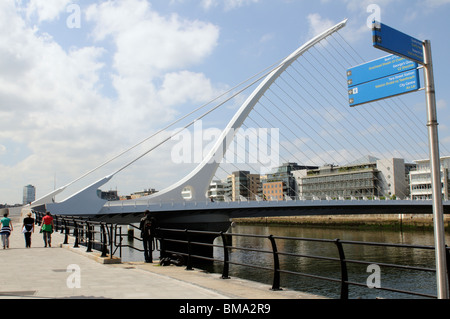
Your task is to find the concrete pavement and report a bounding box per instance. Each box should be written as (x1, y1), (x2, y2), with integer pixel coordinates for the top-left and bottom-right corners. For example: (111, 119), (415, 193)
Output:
(0, 212), (324, 299)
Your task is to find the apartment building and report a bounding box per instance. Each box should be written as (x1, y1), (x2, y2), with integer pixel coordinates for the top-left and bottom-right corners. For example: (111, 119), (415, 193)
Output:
(410, 156), (450, 201)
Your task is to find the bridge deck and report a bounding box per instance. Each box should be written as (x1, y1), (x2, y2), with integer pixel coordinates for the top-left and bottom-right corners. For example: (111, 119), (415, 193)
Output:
(0, 212), (323, 300)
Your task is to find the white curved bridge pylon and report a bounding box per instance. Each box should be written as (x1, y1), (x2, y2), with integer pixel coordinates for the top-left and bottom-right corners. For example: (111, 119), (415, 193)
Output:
(39, 19), (348, 216)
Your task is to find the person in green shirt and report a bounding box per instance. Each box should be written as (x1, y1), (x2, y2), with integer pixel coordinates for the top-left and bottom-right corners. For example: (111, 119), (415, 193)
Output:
(1, 211), (13, 249)
(41, 212), (54, 247)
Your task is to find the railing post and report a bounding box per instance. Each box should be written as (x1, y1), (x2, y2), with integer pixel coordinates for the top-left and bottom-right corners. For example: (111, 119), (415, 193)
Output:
(220, 232), (230, 279)
(446, 246), (450, 293)
(185, 229), (193, 271)
(334, 239), (349, 300)
(63, 219), (69, 245)
(73, 219), (79, 248)
(157, 228), (167, 259)
(54, 216), (59, 232)
(116, 225), (123, 259)
(100, 223), (108, 258)
(86, 222), (93, 252)
(109, 224), (114, 259)
(268, 235), (282, 291)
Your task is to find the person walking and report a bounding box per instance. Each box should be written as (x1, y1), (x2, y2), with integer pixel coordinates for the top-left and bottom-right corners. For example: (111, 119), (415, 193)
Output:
(139, 210), (155, 263)
(22, 212), (35, 248)
(1, 211), (13, 249)
(41, 212), (54, 247)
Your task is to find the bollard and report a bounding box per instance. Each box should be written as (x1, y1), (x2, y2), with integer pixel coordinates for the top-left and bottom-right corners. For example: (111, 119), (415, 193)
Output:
(127, 225), (134, 240)
(334, 239), (349, 300)
(185, 229), (193, 271)
(268, 235), (282, 291)
(220, 232), (230, 279)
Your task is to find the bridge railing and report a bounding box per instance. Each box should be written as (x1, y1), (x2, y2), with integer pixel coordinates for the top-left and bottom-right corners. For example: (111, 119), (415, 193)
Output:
(155, 227), (448, 299)
(34, 212), (114, 258)
(31, 212), (448, 299)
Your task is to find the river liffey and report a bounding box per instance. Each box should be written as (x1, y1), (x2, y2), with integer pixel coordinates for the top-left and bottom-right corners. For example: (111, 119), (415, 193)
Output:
(119, 223), (450, 299)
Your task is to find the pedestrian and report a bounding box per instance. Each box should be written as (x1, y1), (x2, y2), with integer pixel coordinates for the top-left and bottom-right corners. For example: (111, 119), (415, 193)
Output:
(41, 211), (54, 247)
(22, 212), (35, 248)
(139, 210), (155, 263)
(1, 211), (13, 249)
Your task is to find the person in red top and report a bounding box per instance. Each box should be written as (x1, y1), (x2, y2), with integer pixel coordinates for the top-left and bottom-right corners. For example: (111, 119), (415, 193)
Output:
(41, 212), (54, 247)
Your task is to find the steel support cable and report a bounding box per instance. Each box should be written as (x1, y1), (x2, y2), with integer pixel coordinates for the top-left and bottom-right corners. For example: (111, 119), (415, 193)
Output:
(221, 126), (302, 200)
(284, 68), (406, 200)
(301, 50), (426, 160)
(318, 40), (428, 149)
(262, 83), (382, 198)
(246, 90), (334, 167)
(334, 32), (446, 154)
(242, 115), (321, 199)
(243, 114), (323, 169)
(215, 166), (262, 201)
(255, 88), (373, 199)
(291, 58), (422, 161)
(309, 43), (428, 158)
(110, 63), (290, 176)
(255, 95), (339, 165)
(260, 87), (349, 165)
(268, 41), (398, 199)
(216, 109), (311, 200)
(310, 39), (428, 199)
(53, 57), (289, 191)
(275, 66), (373, 163)
(240, 121), (305, 168)
(244, 113), (327, 199)
(109, 21), (350, 183)
(277, 61), (406, 198)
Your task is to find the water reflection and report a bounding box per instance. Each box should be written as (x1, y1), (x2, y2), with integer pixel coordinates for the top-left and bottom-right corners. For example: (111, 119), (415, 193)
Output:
(119, 223), (448, 299)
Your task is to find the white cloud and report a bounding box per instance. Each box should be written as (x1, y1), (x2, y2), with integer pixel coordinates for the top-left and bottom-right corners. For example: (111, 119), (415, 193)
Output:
(201, 0), (260, 11)
(307, 13), (335, 38)
(25, 0), (73, 23)
(0, 0), (226, 203)
(85, 0), (222, 133)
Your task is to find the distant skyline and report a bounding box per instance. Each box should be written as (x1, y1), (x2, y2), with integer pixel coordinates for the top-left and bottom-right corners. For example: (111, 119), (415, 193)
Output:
(1, 0), (450, 204)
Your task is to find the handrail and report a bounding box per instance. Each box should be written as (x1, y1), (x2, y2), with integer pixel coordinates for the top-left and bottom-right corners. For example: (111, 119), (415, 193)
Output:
(33, 212), (114, 259)
(154, 227), (446, 299)
(32, 212), (448, 299)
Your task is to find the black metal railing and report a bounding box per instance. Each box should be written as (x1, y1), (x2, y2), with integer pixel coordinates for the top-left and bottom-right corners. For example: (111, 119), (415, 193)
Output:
(32, 212), (449, 299)
(34, 212), (115, 259)
(154, 227), (449, 299)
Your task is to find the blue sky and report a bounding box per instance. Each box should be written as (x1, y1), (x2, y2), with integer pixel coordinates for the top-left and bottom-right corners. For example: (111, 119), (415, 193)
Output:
(1, 0), (450, 204)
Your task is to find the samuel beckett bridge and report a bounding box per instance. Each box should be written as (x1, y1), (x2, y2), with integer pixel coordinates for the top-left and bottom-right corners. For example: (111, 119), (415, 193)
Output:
(25, 19), (449, 235)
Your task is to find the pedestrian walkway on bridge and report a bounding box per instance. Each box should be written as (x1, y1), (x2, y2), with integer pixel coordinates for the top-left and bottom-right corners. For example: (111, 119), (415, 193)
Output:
(0, 212), (324, 299)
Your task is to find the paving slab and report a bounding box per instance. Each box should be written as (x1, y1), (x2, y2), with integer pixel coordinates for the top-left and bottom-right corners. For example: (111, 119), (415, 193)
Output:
(0, 212), (324, 300)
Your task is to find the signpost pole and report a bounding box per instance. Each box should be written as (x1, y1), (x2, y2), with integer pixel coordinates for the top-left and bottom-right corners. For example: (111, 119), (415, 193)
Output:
(423, 40), (449, 299)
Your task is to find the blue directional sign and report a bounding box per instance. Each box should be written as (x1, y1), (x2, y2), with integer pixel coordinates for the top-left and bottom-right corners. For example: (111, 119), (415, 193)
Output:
(372, 21), (424, 65)
(348, 69), (420, 107)
(347, 55), (417, 87)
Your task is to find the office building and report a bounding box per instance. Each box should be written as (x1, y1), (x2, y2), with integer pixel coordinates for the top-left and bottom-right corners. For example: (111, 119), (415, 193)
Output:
(294, 157), (415, 200)
(225, 171), (261, 201)
(23, 185), (36, 205)
(410, 156), (450, 201)
(263, 163), (318, 201)
(207, 180), (226, 202)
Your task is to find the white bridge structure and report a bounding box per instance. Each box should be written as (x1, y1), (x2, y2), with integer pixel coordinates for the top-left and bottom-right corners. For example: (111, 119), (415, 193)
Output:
(26, 19), (449, 226)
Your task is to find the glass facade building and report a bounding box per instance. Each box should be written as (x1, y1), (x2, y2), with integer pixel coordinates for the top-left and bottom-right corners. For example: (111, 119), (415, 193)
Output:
(23, 184), (36, 205)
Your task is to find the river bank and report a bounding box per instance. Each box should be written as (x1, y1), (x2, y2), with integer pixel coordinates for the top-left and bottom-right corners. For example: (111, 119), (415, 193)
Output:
(232, 214), (450, 231)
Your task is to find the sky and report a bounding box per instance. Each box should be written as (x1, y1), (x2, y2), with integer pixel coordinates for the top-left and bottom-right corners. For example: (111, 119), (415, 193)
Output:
(1, 0), (450, 205)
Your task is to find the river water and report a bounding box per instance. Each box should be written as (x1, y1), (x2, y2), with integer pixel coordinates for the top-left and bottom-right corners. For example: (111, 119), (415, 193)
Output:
(119, 223), (450, 299)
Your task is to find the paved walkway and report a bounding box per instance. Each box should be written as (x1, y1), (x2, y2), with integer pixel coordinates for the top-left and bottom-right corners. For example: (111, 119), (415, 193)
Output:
(0, 212), (324, 299)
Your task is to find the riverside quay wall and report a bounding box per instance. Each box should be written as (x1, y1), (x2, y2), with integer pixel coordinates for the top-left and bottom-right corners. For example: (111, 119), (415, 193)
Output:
(233, 214), (450, 230)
